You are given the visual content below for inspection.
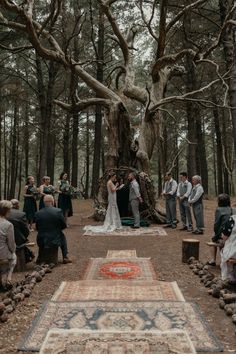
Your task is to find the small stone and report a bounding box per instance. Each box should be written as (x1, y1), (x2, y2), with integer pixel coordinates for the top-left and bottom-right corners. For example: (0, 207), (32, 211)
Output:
(0, 302), (5, 314)
(232, 314), (236, 324)
(212, 287), (221, 298)
(5, 305), (14, 313)
(0, 313), (8, 322)
(219, 299), (225, 309)
(3, 298), (11, 306)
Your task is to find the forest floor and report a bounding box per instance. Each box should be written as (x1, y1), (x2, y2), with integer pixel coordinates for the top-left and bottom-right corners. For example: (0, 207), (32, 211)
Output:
(0, 198), (236, 354)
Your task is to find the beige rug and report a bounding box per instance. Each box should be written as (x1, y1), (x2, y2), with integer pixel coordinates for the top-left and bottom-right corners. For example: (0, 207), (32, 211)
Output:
(83, 226), (167, 237)
(40, 329), (196, 354)
(51, 280), (185, 302)
(106, 250), (137, 258)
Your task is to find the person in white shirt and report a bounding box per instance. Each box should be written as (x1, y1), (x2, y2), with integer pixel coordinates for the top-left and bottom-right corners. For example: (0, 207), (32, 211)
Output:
(162, 173), (178, 229)
(177, 172), (193, 231)
(188, 175), (204, 234)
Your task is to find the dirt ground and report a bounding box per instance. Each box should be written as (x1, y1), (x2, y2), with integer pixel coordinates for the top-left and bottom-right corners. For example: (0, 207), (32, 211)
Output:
(0, 198), (236, 354)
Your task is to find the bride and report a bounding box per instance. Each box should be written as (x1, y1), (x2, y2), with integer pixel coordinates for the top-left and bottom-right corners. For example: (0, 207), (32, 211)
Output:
(84, 172), (123, 233)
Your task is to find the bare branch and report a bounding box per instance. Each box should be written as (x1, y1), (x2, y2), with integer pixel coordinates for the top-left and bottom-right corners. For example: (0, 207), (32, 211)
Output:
(166, 0), (207, 33)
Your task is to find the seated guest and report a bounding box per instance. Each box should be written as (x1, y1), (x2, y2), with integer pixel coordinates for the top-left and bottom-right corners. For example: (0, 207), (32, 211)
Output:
(0, 200), (16, 291)
(7, 199), (34, 263)
(207, 194), (236, 266)
(220, 215), (236, 283)
(35, 195), (71, 264)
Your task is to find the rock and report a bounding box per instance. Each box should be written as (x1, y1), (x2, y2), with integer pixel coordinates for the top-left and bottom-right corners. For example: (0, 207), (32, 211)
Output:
(35, 274), (42, 282)
(205, 280), (214, 288)
(0, 313), (8, 322)
(49, 263), (55, 269)
(212, 287), (221, 298)
(223, 293), (236, 304)
(208, 289), (213, 295)
(219, 299), (225, 309)
(43, 267), (52, 273)
(2, 298), (11, 306)
(38, 270), (45, 277)
(232, 314), (236, 324)
(5, 305), (14, 313)
(203, 265), (209, 270)
(0, 302), (5, 315)
(193, 269), (199, 275)
(188, 257), (195, 264)
(196, 262), (204, 270)
(13, 293), (24, 302)
(34, 265), (43, 272)
(198, 270), (207, 277)
(22, 289), (31, 298)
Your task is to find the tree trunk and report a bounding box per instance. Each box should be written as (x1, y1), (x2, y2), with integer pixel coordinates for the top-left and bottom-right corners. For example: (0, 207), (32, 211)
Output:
(63, 112), (71, 176)
(196, 117), (208, 194)
(0, 96), (2, 199)
(71, 110), (79, 187)
(91, 10), (105, 198)
(9, 101), (18, 199)
(24, 102), (29, 179)
(85, 112), (90, 198)
(219, 0), (236, 154)
(212, 97), (224, 194)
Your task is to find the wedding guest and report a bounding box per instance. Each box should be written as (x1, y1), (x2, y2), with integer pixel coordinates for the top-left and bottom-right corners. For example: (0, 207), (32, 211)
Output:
(39, 176), (56, 209)
(207, 194), (236, 266)
(162, 172), (178, 229)
(35, 195), (72, 264)
(57, 172), (73, 225)
(220, 215), (236, 283)
(177, 172), (193, 231)
(188, 175), (204, 235)
(23, 175), (37, 231)
(128, 172), (142, 229)
(8, 199), (34, 263)
(0, 200), (16, 291)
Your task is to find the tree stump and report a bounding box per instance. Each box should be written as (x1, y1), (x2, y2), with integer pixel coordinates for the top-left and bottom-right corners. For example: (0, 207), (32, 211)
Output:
(182, 239), (200, 263)
(40, 248), (58, 265)
(15, 248), (26, 272)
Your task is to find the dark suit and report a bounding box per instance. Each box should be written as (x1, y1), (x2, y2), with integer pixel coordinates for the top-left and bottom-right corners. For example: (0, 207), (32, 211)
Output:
(7, 209), (34, 263)
(7, 209), (29, 246)
(35, 206), (68, 260)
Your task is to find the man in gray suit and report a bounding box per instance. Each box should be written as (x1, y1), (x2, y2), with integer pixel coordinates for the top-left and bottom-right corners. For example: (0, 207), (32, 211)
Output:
(128, 172), (142, 228)
(35, 195), (71, 264)
(162, 172), (178, 229)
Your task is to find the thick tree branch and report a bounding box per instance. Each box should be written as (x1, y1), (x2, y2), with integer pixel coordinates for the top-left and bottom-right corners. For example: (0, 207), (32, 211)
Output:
(54, 98), (112, 112)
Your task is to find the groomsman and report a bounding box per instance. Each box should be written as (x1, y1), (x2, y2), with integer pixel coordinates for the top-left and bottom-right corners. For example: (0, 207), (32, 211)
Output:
(128, 172), (142, 228)
(162, 172), (178, 229)
(188, 175), (204, 234)
(177, 172), (193, 231)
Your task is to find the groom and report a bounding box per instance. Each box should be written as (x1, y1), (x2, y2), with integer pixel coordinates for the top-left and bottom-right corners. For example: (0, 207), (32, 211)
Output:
(128, 172), (142, 228)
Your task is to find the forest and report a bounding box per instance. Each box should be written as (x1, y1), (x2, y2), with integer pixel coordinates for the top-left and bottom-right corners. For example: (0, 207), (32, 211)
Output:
(0, 0), (235, 199)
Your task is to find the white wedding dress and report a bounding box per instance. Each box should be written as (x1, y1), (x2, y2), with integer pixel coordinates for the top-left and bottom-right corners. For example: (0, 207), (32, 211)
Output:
(84, 183), (122, 233)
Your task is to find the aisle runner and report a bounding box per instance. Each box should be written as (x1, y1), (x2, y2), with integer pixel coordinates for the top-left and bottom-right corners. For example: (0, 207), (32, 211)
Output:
(106, 250), (137, 258)
(51, 280), (185, 302)
(83, 258), (157, 280)
(83, 226), (167, 237)
(39, 329), (197, 354)
(19, 300), (223, 352)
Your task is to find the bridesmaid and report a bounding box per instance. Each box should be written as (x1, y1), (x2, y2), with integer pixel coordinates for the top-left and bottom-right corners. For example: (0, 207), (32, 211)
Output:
(39, 176), (56, 209)
(57, 172), (73, 225)
(23, 176), (38, 231)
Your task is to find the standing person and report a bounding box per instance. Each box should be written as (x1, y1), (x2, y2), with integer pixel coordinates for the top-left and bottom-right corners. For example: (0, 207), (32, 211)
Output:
(0, 201), (16, 291)
(23, 176), (38, 231)
(177, 172), (193, 231)
(128, 172), (142, 229)
(162, 173), (178, 229)
(188, 175), (204, 235)
(39, 176), (56, 210)
(57, 172), (73, 225)
(84, 172), (122, 233)
(35, 195), (72, 264)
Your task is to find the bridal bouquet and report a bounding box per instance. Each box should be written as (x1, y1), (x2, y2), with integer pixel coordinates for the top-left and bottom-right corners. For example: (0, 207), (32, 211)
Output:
(29, 186), (39, 195)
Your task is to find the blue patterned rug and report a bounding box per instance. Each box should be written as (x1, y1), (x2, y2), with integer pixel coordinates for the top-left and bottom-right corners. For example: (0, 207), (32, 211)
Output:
(18, 300), (223, 352)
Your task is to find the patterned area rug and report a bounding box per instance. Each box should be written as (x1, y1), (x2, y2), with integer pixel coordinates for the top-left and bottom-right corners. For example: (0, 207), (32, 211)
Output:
(39, 329), (197, 354)
(83, 226), (167, 237)
(51, 280), (185, 302)
(106, 250), (137, 258)
(83, 258), (157, 280)
(19, 301), (223, 352)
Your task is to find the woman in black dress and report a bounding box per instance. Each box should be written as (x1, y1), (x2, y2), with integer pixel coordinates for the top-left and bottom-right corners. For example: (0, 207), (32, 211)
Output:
(23, 176), (38, 231)
(57, 172), (73, 225)
(39, 176), (56, 209)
